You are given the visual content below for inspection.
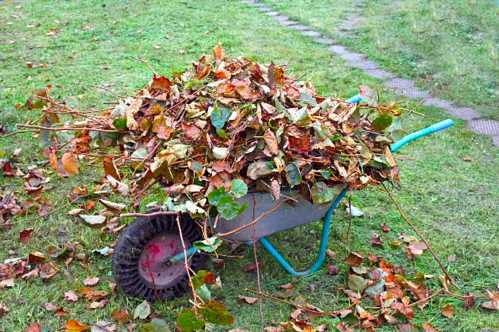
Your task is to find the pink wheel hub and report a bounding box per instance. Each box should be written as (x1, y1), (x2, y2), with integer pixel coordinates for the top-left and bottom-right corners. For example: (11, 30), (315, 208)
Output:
(138, 234), (190, 287)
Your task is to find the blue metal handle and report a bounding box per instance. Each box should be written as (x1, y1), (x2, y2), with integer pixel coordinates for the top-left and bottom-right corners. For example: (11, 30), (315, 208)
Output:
(390, 119), (454, 153)
(346, 94), (363, 104)
(259, 187), (348, 277)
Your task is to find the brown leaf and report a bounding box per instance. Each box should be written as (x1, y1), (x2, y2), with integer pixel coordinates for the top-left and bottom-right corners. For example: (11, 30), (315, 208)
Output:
(345, 252), (364, 267)
(102, 157), (120, 180)
(279, 283), (294, 290)
(28, 251), (47, 264)
(61, 152), (79, 175)
(111, 309), (129, 323)
(213, 43), (225, 60)
(19, 228), (34, 244)
(335, 322), (353, 332)
(242, 262), (259, 273)
(263, 129), (279, 155)
(149, 75), (171, 93)
(39, 262), (59, 280)
(238, 295), (258, 304)
(421, 322), (438, 332)
(440, 303), (454, 318)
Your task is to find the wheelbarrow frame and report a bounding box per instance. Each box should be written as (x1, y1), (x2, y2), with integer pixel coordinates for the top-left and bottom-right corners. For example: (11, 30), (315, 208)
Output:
(158, 95), (454, 277)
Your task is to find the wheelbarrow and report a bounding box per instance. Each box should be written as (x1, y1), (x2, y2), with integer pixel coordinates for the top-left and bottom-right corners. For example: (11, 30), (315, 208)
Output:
(112, 95), (454, 301)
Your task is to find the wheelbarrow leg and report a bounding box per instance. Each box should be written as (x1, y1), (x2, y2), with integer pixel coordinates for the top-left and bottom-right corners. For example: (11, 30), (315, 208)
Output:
(259, 187), (348, 277)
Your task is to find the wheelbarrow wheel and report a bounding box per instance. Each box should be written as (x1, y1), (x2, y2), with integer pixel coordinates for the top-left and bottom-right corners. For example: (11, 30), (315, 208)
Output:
(112, 213), (206, 302)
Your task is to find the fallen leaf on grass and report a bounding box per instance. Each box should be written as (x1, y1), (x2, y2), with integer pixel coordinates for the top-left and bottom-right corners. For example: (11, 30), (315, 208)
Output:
(407, 241), (427, 256)
(421, 322), (438, 332)
(83, 276), (99, 286)
(99, 199), (126, 211)
(0, 302), (9, 317)
(480, 290), (499, 311)
(65, 319), (89, 332)
(88, 299), (108, 309)
(345, 252), (364, 267)
(111, 309), (129, 323)
(25, 323), (42, 332)
(242, 262), (258, 272)
(238, 295), (258, 304)
(19, 228), (34, 244)
(64, 291), (79, 302)
(327, 264), (338, 276)
(279, 283), (293, 290)
(440, 303), (454, 318)
(61, 152), (79, 175)
(39, 262), (59, 280)
(79, 215), (106, 226)
(133, 300), (151, 320)
(380, 223), (390, 233)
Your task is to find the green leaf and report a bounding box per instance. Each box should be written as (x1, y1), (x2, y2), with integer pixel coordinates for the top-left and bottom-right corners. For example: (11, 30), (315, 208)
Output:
(207, 187), (227, 206)
(199, 301), (235, 326)
(193, 236), (222, 253)
(176, 309), (205, 332)
(230, 179), (248, 198)
(210, 106), (232, 129)
(217, 196), (247, 220)
(348, 274), (369, 292)
(133, 300), (151, 320)
(285, 163), (302, 188)
(372, 113), (393, 131)
(112, 118), (127, 130)
(215, 128), (228, 139)
(195, 284), (212, 302)
(310, 182), (336, 204)
(140, 318), (171, 332)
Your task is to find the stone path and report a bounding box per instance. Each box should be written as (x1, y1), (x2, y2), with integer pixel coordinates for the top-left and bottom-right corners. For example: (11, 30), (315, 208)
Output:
(241, 0), (499, 147)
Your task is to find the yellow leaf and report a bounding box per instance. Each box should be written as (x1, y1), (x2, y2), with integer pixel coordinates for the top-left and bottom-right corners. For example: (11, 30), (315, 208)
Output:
(65, 319), (89, 332)
(61, 152), (79, 175)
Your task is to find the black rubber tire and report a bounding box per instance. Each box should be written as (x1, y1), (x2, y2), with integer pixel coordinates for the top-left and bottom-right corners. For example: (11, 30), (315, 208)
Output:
(112, 213), (206, 302)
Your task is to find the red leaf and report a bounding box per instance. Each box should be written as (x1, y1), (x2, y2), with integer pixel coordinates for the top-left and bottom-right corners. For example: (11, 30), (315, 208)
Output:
(19, 228), (34, 244)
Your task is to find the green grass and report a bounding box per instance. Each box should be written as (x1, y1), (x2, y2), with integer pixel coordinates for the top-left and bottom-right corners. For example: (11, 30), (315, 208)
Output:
(260, 0), (499, 120)
(1, 1), (498, 331)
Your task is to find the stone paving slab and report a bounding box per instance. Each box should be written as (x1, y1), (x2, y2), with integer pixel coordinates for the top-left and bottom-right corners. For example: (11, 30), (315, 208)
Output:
(241, 0), (498, 147)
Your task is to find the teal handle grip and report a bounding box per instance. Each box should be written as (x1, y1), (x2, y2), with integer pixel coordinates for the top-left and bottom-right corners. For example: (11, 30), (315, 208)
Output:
(346, 94), (363, 104)
(390, 119), (454, 153)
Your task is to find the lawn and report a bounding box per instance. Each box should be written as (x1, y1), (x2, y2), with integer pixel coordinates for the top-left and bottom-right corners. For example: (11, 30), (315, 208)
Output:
(1, 0), (498, 331)
(260, 0), (499, 120)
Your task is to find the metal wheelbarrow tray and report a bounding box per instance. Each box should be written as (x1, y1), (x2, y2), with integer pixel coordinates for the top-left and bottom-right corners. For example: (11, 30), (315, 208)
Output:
(112, 94), (454, 301)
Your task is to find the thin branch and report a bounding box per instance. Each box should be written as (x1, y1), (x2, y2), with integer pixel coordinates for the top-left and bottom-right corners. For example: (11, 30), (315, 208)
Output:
(251, 195), (265, 331)
(119, 210), (178, 219)
(383, 185), (455, 286)
(17, 124), (121, 133)
(176, 214), (199, 306)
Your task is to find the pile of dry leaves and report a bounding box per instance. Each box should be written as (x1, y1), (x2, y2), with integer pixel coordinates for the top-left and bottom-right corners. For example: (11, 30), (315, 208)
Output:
(24, 45), (400, 221)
